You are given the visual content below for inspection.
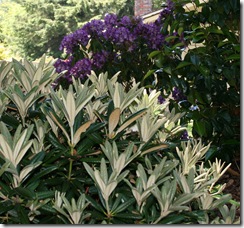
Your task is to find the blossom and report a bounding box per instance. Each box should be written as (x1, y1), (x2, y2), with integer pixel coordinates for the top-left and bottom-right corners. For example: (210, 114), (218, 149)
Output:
(180, 130), (189, 140)
(54, 12), (168, 85)
(53, 56), (73, 73)
(69, 58), (92, 79)
(92, 51), (110, 69)
(83, 19), (105, 38)
(172, 87), (187, 102)
(59, 29), (89, 54)
(155, 0), (175, 25)
(158, 95), (166, 104)
(104, 13), (118, 27)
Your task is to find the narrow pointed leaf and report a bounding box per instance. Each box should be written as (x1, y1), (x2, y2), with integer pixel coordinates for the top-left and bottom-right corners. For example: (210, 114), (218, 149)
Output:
(73, 120), (92, 145)
(116, 110), (147, 134)
(108, 108), (120, 136)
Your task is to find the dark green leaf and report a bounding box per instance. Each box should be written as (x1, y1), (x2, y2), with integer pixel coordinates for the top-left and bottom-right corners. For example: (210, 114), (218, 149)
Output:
(176, 61), (192, 69)
(112, 198), (135, 214)
(40, 204), (57, 214)
(114, 212), (142, 220)
(14, 187), (35, 199)
(0, 113), (20, 129)
(30, 151), (45, 164)
(148, 50), (161, 59)
(27, 166), (58, 183)
(85, 194), (105, 213)
(143, 69), (156, 81)
(36, 191), (55, 200)
(193, 120), (206, 137)
(16, 204), (30, 224)
(159, 213), (186, 224)
(0, 203), (14, 214)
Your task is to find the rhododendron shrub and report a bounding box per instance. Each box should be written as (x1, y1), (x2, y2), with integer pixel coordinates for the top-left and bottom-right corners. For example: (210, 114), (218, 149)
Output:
(53, 1), (177, 89)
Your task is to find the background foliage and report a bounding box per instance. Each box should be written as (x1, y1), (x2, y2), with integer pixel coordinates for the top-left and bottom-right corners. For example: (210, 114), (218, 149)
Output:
(151, 0), (240, 162)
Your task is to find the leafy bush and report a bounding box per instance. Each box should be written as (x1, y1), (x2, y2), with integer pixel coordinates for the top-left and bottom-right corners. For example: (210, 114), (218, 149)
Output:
(151, 0), (240, 162)
(0, 57), (239, 224)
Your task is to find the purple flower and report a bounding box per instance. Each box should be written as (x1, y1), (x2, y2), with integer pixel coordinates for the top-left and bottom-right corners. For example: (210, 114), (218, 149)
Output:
(54, 12), (170, 87)
(155, 0), (175, 25)
(69, 58), (92, 80)
(172, 87), (187, 102)
(180, 130), (189, 140)
(104, 13), (118, 27)
(158, 95), (166, 104)
(120, 15), (131, 27)
(53, 56), (73, 73)
(92, 51), (109, 69)
(59, 29), (89, 54)
(143, 23), (165, 49)
(83, 19), (105, 38)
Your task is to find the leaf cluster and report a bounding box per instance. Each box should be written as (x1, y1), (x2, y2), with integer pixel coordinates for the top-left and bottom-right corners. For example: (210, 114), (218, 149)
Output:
(150, 0), (240, 162)
(0, 56), (239, 224)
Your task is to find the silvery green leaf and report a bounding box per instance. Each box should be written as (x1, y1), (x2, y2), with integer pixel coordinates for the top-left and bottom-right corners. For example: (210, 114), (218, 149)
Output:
(199, 193), (214, 210)
(65, 88), (76, 128)
(116, 170), (129, 183)
(48, 111), (70, 143)
(0, 135), (13, 162)
(94, 170), (106, 194)
(146, 174), (156, 188)
(136, 164), (148, 190)
(105, 181), (117, 199)
(83, 162), (95, 181)
(173, 192), (202, 207)
(100, 158), (108, 184)
(210, 194), (232, 209)
(19, 161), (42, 182)
(0, 161), (10, 177)
(113, 82), (121, 108)
(115, 153), (126, 174)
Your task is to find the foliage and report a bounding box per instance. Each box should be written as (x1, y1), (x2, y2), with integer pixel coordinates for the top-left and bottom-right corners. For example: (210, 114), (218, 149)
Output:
(150, 0), (240, 162)
(0, 57), (239, 224)
(0, 43), (9, 60)
(54, 0), (240, 163)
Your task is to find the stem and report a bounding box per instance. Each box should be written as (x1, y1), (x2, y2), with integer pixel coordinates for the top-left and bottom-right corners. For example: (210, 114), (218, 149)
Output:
(105, 199), (110, 217)
(68, 159), (73, 180)
(68, 146), (74, 180)
(152, 211), (170, 224)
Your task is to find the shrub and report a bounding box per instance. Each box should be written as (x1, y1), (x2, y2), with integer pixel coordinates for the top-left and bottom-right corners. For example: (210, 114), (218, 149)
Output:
(150, 0), (240, 162)
(53, 12), (170, 90)
(0, 57), (239, 224)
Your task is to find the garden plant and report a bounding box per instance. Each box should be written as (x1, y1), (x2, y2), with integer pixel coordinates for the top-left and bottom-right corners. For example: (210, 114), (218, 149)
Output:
(0, 56), (240, 224)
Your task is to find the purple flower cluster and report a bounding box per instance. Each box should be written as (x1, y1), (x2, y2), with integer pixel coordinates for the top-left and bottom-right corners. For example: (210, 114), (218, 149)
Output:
(92, 51), (110, 69)
(155, 0), (175, 25)
(59, 29), (90, 55)
(53, 56), (73, 74)
(54, 12), (168, 84)
(69, 58), (92, 80)
(172, 87), (187, 102)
